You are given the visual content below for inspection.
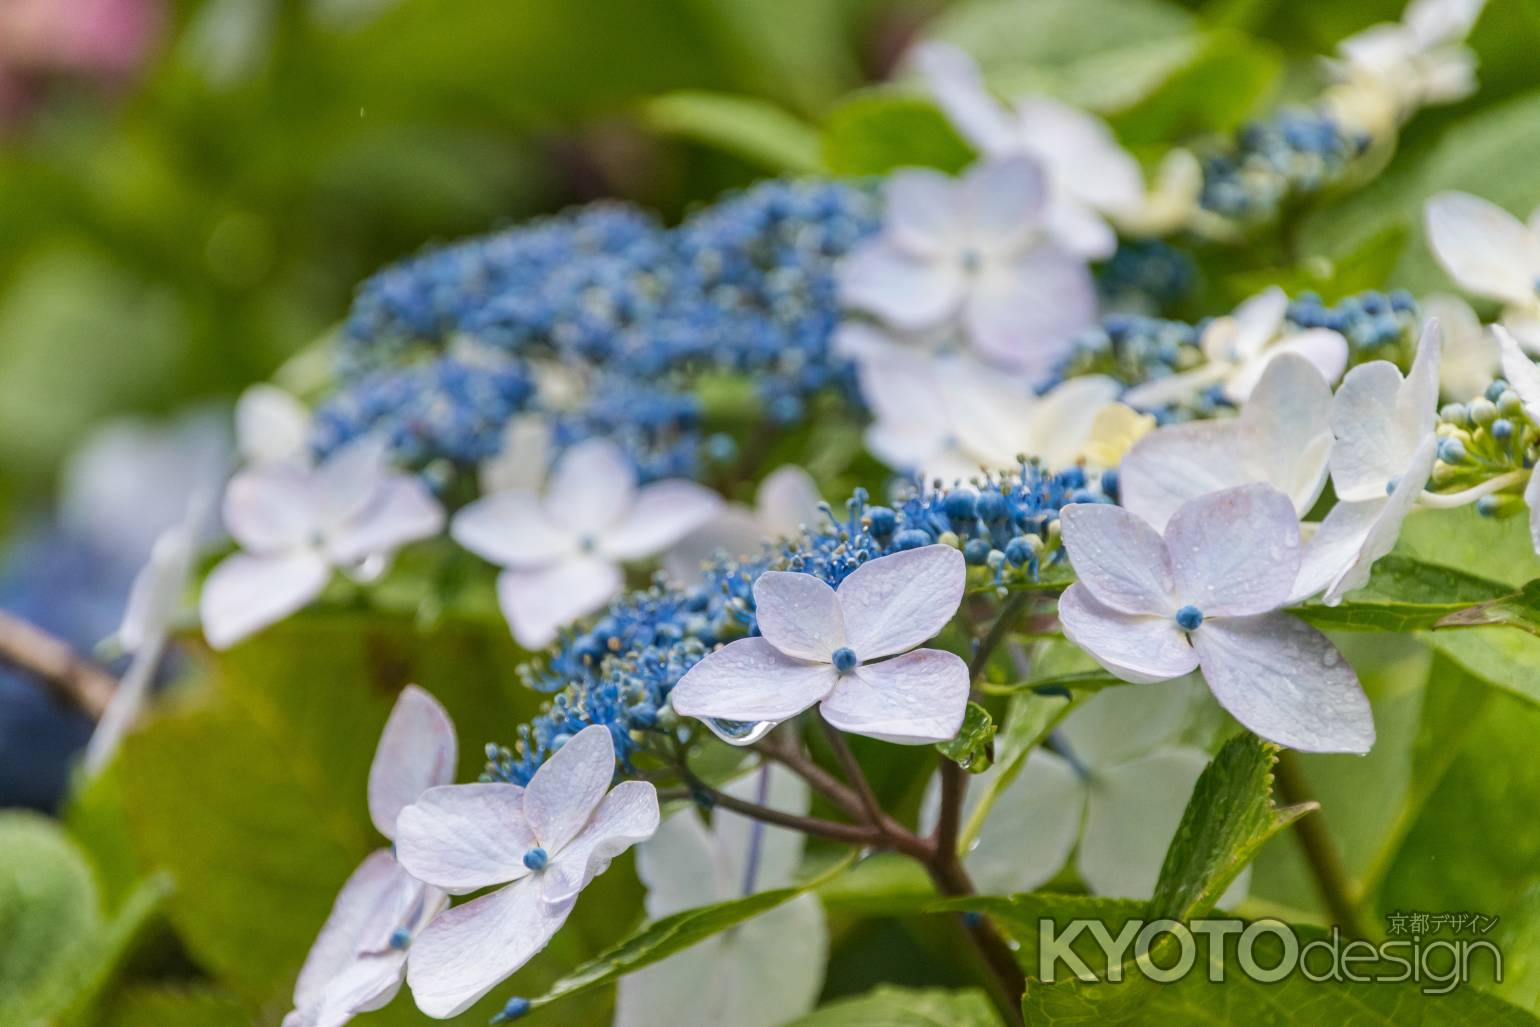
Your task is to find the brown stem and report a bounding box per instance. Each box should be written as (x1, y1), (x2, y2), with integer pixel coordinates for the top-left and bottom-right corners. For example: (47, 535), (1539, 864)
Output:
(927, 851), (1028, 1024)
(820, 720), (885, 828)
(1274, 750), (1369, 938)
(754, 732), (869, 822)
(690, 778), (887, 849)
(0, 609), (114, 719)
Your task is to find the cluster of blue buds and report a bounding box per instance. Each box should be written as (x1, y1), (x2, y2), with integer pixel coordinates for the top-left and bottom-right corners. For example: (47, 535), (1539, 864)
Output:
(1096, 239), (1198, 316)
(1200, 108), (1371, 224)
(319, 180), (879, 482)
(1433, 378), (1538, 516)
(1054, 313), (1203, 397)
(1287, 289), (1419, 367)
(481, 463), (1111, 784)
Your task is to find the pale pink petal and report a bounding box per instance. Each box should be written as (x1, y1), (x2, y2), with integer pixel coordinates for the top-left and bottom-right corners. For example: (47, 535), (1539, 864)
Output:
(885, 168), (961, 256)
(836, 545), (965, 660)
(311, 436), (392, 530)
(1237, 354), (1335, 515)
(1425, 191), (1540, 306)
(542, 780), (660, 905)
(1224, 329), (1347, 403)
(957, 750), (1083, 894)
(1118, 421), (1251, 533)
(1289, 500), (1380, 605)
(1057, 584), (1197, 684)
(603, 481), (723, 561)
(450, 491), (576, 570)
(838, 240), (964, 331)
(963, 244), (1095, 377)
(634, 805), (725, 918)
(1058, 504), (1175, 615)
(912, 41), (1018, 153)
(755, 466), (824, 537)
(543, 439), (638, 537)
(522, 724), (617, 855)
(223, 467), (314, 553)
(496, 559), (623, 650)
(405, 877), (574, 1019)
(752, 571), (844, 662)
(1329, 361), (1411, 500)
(1041, 197), (1118, 260)
(200, 550), (330, 650)
(957, 156), (1047, 253)
(368, 685), (458, 840)
(819, 648), (970, 744)
(1496, 325), (1540, 423)
(327, 476), (443, 565)
(669, 637), (836, 725)
(1192, 613), (1374, 754)
(394, 783), (535, 894)
(1164, 484), (1300, 617)
(1012, 98), (1143, 213)
(237, 384), (311, 467)
(1322, 435), (1438, 604)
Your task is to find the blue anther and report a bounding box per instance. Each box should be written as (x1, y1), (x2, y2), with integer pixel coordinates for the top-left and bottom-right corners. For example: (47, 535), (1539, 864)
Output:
(1175, 605), (1204, 631)
(522, 847), (549, 871)
(831, 647), (859, 675)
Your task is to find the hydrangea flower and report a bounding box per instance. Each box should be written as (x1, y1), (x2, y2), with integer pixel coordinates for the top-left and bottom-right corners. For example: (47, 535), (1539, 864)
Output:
(1293, 321), (1442, 604)
(616, 765), (826, 1027)
(200, 437), (444, 649)
(663, 465), (823, 584)
(1325, 0), (1485, 132)
(1123, 287), (1348, 409)
(284, 686), (456, 1027)
(1057, 484), (1374, 753)
(1423, 294), (1498, 401)
(670, 545), (969, 745)
(857, 349), (1120, 482)
(1120, 354), (1335, 532)
(1425, 191), (1540, 353)
(1493, 327), (1540, 552)
(236, 383), (312, 468)
(913, 41), (1144, 258)
(394, 724), (659, 1018)
(450, 438), (721, 649)
(838, 157), (1096, 379)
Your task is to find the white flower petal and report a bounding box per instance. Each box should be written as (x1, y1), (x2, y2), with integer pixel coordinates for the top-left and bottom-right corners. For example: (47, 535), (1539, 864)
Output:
(1225, 329), (1347, 403)
(451, 492), (576, 569)
(1527, 465), (1540, 556)
(1497, 325), (1540, 424)
(836, 545), (965, 660)
(912, 41), (1018, 153)
(1012, 98), (1143, 213)
(406, 877), (574, 1019)
(479, 415), (552, 496)
(542, 780), (659, 906)
(1079, 748), (1209, 899)
(368, 685), (458, 841)
(524, 723), (617, 855)
(839, 240), (964, 331)
(755, 466), (824, 537)
(200, 550), (330, 650)
(1289, 500), (1381, 606)
(1330, 360), (1413, 500)
(1191, 612), (1374, 754)
(1164, 484), (1300, 618)
(963, 245), (1096, 378)
(394, 783), (534, 894)
(1397, 319), (1443, 431)
(1238, 354), (1335, 514)
(635, 804), (727, 917)
(1122, 363), (1229, 412)
(1057, 584), (1198, 684)
(603, 481), (723, 561)
(1227, 288), (1289, 361)
(1425, 191), (1540, 306)
(670, 637), (837, 726)
(751, 572), (844, 662)
(1058, 503), (1175, 615)
(327, 476), (443, 566)
(223, 467), (315, 553)
(237, 384), (311, 467)
(885, 168), (961, 256)
(714, 765), (810, 893)
(958, 750), (1083, 894)
(1425, 294), (1496, 401)
(543, 439), (638, 537)
(1322, 435), (1438, 604)
(958, 156), (1047, 253)
(311, 436), (393, 530)
(819, 648), (970, 744)
(496, 559), (623, 650)
(1118, 422), (1251, 533)
(118, 523), (195, 654)
(661, 504), (766, 583)
(1057, 676), (1196, 769)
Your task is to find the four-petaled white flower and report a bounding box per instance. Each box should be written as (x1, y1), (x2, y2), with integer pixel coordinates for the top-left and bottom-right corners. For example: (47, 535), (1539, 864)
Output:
(451, 438), (721, 650)
(1120, 354), (1335, 532)
(1293, 321), (1442, 605)
(236, 383), (314, 468)
(1057, 484), (1374, 753)
(284, 686), (456, 1027)
(913, 41), (1146, 258)
(1324, 0), (1486, 133)
(838, 157), (1096, 380)
(395, 724), (660, 1018)
(1425, 191), (1540, 354)
(1124, 287), (1348, 410)
(615, 765), (827, 1027)
(671, 546), (970, 745)
(1493, 327), (1540, 554)
(857, 347), (1121, 482)
(664, 465), (824, 584)
(201, 436), (445, 649)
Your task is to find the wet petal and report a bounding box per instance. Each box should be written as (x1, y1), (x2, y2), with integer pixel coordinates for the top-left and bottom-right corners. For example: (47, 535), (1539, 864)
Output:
(752, 571), (844, 662)
(368, 685), (458, 841)
(1118, 421), (1251, 533)
(836, 545), (965, 660)
(1058, 503), (1175, 615)
(1330, 360), (1412, 500)
(525, 724), (617, 854)
(542, 780), (659, 905)
(1164, 484), (1300, 617)
(394, 783), (534, 894)
(820, 648), (970, 744)
(200, 550), (330, 650)
(669, 637), (836, 728)
(1322, 436), (1437, 604)
(1497, 325), (1540, 424)
(1057, 584), (1197, 684)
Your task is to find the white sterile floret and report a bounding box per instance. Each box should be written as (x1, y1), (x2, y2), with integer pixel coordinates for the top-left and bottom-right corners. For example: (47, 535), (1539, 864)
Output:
(1293, 320), (1443, 605)
(284, 686), (457, 1027)
(1426, 191), (1540, 354)
(670, 545), (970, 745)
(1120, 353), (1335, 533)
(200, 436), (444, 649)
(838, 156), (1096, 380)
(663, 465), (824, 584)
(1123, 287), (1348, 410)
(451, 437), (721, 650)
(1057, 484), (1374, 754)
(615, 765), (827, 1027)
(1423, 293), (1499, 401)
(236, 383), (314, 468)
(1325, 0), (1486, 132)
(394, 725), (660, 1019)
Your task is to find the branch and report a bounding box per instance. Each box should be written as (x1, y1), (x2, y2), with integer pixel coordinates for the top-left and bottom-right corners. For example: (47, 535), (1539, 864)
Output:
(0, 609), (114, 719)
(820, 720), (885, 828)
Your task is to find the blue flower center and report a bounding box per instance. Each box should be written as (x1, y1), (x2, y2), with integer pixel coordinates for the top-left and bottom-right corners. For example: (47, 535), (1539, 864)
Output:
(523, 846), (549, 871)
(578, 534), (598, 554)
(831, 647), (859, 675)
(1175, 605), (1204, 632)
(1385, 476), (1400, 496)
(960, 248), (983, 274)
(388, 927), (412, 950)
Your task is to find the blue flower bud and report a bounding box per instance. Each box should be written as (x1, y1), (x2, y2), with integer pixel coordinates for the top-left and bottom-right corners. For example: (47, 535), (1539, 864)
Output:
(867, 506), (897, 538)
(943, 489), (978, 522)
(1438, 437), (1467, 464)
(976, 490), (1007, 522)
(491, 997), (532, 1023)
(1493, 418), (1514, 442)
(893, 528), (932, 550)
(963, 539), (992, 565)
(1004, 537), (1034, 567)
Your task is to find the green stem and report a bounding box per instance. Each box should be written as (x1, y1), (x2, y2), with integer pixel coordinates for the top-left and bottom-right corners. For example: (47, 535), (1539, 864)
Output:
(1274, 751), (1370, 939)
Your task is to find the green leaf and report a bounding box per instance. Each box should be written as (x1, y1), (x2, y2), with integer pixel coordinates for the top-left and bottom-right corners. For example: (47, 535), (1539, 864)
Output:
(1149, 733), (1312, 922)
(931, 892), (1149, 972)
(1108, 30), (1281, 143)
(99, 985), (256, 1027)
(1291, 555), (1511, 633)
(641, 90), (822, 173)
(785, 985), (1003, 1026)
(1434, 578), (1540, 635)
(820, 93), (974, 176)
(936, 702), (995, 772)
(519, 854), (854, 1014)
